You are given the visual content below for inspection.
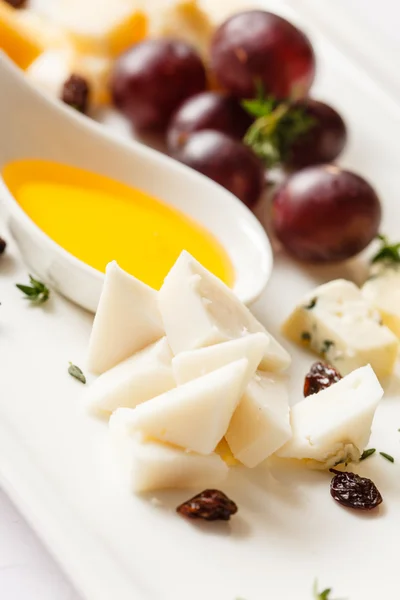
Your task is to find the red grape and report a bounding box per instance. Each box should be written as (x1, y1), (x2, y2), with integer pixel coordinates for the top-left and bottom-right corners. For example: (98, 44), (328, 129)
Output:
(210, 10), (316, 100)
(172, 130), (265, 207)
(167, 92), (252, 152)
(272, 165), (381, 262)
(285, 99), (347, 168)
(111, 40), (207, 131)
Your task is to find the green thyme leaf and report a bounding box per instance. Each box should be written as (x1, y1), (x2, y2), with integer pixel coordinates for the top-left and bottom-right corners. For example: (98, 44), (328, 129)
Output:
(16, 275), (50, 304)
(301, 331), (311, 342)
(241, 96), (275, 119)
(242, 95), (315, 168)
(313, 580), (346, 600)
(379, 451), (394, 463)
(68, 363), (86, 384)
(360, 448), (376, 461)
(313, 580), (333, 600)
(241, 81), (273, 118)
(371, 234), (400, 265)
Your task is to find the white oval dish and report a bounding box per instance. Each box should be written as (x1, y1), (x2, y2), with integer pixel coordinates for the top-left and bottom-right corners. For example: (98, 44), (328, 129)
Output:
(0, 54), (272, 313)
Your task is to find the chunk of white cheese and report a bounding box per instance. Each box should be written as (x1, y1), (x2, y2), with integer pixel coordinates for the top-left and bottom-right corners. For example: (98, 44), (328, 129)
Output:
(362, 266), (400, 338)
(225, 371), (291, 468)
(87, 261), (164, 374)
(282, 279), (398, 379)
(172, 332), (269, 384)
(150, 0), (214, 58)
(112, 358), (249, 455)
(109, 424), (228, 492)
(159, 251), (291, 371)
(87, 337), (175, 417)
(276, 365), (383, 468)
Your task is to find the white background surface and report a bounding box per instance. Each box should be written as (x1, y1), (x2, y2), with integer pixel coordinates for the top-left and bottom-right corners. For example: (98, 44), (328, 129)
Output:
(1, 1), (399, 599)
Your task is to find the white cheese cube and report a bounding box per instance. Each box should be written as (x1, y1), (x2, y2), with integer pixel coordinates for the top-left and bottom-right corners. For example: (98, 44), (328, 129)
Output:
(277, 365), (383, 468)
(87, 337), (175, 417)
(172, 332), (269, 384)
(87, 261), (164, 374)
(225, 371), (291, 468)
(159, 251), (291, 371)
(362, 266), (400, 338)
(112, 358), (249, 455)
(109, 424), (228, 492)
(282, 279), (398, 379)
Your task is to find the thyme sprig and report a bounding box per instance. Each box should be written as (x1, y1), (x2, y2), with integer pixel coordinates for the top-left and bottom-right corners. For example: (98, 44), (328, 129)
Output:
(16, 275), (50, 304)
(242, 88), (315, 167)
(371, 234), (400, 265)
(68, 363), (86, 384)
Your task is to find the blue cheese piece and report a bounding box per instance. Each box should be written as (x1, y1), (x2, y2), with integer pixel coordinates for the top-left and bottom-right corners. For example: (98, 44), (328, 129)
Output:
(282, 279), (398, 379)
(277, 365), (383, 468)
(362, 265), (400, 338)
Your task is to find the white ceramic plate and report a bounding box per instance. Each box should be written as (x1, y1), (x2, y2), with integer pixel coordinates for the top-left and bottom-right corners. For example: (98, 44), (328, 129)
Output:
(1, 1), (400, 599)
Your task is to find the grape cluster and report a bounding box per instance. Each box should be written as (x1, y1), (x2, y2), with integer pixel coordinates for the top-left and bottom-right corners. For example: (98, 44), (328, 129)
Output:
(110, 9), (381, 263)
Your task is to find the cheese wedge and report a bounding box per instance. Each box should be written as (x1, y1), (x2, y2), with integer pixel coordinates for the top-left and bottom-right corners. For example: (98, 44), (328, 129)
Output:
(362, 266), (400, 338)
(87, 261), (164, 374)
(172, 332), (269, 384)
(277, 365), (383, 468)
(159, 251), (291, 371)
(112, 358), (249, 455)
(87, 337), (175, 417)
(151, 0), (214, 59)
(282, 279), (398, 379)
(109, 425), (228, 492)
(226, 371), (291, 468)
(47, 0), (147, 57)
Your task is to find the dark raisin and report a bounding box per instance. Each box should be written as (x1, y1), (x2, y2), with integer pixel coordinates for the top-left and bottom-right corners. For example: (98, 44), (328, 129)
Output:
(61, 74), (90, 114)
(0, 237), (6, 255)
(304, 361), (342, 397)
(329, 469), (383, 511)
(4, 0), (27, 7)
(176, 489), (237, 521)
